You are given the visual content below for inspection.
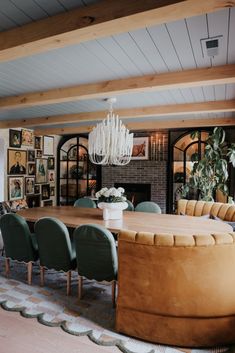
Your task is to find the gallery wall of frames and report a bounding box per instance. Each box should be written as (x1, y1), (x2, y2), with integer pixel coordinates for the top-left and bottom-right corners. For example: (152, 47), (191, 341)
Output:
(5, 128), (57, 208)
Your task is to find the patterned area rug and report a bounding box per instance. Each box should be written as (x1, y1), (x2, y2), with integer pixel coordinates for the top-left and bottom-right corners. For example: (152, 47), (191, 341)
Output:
(0, 257), (231, 353)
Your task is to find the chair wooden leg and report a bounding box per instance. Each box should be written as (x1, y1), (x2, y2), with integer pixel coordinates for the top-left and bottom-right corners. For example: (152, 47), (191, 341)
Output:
(40, 266), (45, 286)
(27, 262), (33, 285)
(5, 258), (10, 278)
(66, 271), (71, 296)
(112, 280), (116, 308)
(78, 275), (83, 300)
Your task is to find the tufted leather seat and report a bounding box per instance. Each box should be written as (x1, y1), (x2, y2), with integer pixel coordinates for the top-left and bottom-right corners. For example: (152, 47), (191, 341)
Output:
(177, 199), (235, 221)
(116, 229), (235, 347)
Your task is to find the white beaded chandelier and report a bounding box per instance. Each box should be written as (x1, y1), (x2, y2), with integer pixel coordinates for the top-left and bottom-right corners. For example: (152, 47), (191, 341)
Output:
(88, 98), (133, 166)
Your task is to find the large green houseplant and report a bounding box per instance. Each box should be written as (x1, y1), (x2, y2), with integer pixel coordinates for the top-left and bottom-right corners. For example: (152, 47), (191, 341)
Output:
(182, 127), (235, 201)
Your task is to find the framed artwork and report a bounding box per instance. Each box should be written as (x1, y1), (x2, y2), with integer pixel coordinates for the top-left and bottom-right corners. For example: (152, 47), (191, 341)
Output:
(21, 129), (34, 147)
(34, 184), (41, 194)
(8, 149), (27, 175)
(35, 158), (47, 183)
(43, 200), (53, 207)
(27, 150), (35, 162)
(48, 157), (55, 170)
(50, 186), (55, 196)
(9, 129), (21, 148)
(131, 137), (149, 160)
(25, 177), (35, 195)
(36, 150), (43, 158)
(48, 170), (55, 184)
(26, 194), (41, 208)
(41, 184), (50, 200)
(8, 176), (24, 201)
(28, 163), (36, 175)
(34, 136), (42, 150)
(43, 136), (54, 156)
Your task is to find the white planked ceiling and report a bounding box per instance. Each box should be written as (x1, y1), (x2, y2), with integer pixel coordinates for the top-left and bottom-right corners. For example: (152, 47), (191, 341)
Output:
(0, 1), (234, 128)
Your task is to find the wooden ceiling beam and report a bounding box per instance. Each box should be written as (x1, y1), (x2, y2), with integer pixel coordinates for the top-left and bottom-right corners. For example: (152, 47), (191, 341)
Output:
(0, 65), (234, 110)
(0, 100), (234, 129)
(0, 0), (234, 62)
(33, 117), (235, 136)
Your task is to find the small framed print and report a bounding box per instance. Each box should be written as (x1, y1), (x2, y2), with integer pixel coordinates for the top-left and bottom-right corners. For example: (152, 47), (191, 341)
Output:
(26, 194), (41, 208)
(27, 150), (35, 162)
(35, 158), (47, 183)
(48, 170), (55, 184)
(8, 149), (27, 175)
(34, 136), (42, 150)
(22, 129), (34, 147)
(131, 137), (149, 160)
(9, 129), (21, 148)
(34, 184), (41, 194)
(43, 136), (54, 156)
(41, 184), (50, 200)
(36, 150), (42, 158)
(43, 200), (53, 207)
(50, 186), (55, 197)
(48, 157), (55, 170)
(8, 176), (24, 201)
(28, 163), (36, 175)
(25, 177), (35, 195)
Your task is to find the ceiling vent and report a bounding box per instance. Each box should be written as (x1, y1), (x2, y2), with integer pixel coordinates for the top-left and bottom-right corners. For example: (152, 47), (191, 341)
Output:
(200, 36), (223, 58)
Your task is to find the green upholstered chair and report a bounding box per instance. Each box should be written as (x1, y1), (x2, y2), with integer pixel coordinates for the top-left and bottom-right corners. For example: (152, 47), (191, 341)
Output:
(125, 199), (134, 211)
(0, 213), (38, 285)
(135, 201), (161, 214)
(74, 198), (97, 208)
(73, 224), (118, 307)
(35, 217), (76, 295)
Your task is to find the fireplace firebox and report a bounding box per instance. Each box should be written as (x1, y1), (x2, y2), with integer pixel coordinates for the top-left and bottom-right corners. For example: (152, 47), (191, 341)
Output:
(114, 183), (151, 207)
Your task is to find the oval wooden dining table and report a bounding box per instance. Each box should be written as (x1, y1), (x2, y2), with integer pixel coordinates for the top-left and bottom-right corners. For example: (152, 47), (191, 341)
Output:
(17, 206), (232, 235)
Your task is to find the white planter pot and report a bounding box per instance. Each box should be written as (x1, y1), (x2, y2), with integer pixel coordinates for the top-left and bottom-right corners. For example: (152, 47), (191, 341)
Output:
(98, 202), (128, 220)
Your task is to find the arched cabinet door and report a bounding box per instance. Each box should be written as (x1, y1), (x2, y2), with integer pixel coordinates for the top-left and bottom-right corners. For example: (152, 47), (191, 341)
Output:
(57, 135), (101, 206)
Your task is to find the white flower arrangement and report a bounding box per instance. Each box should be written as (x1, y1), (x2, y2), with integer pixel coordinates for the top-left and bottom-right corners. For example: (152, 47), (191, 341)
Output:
(96, 187), (126, 203)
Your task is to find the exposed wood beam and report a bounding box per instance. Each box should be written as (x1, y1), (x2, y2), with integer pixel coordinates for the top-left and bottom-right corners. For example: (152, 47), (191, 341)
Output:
(0, 0), (234, 62)
(1, 65), (234, 110)
(1, 100), (234, 129)
(34, 117), (235, 136)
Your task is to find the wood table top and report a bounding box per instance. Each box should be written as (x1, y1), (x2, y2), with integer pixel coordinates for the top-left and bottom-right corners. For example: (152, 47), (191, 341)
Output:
(17, 206), (232, 235)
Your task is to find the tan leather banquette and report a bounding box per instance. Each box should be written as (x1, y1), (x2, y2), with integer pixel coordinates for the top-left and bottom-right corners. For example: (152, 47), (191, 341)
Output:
(177, 199), (235, 221)
(116, 229), (235, 347)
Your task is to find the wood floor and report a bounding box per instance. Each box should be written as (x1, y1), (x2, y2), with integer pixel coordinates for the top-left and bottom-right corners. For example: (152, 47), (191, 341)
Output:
(0, 309), (120, 353)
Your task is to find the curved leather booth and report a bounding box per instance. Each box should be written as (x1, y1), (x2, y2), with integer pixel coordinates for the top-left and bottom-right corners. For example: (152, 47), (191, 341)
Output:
(177, 199), (235, 221)
(116, 229), (235, 347)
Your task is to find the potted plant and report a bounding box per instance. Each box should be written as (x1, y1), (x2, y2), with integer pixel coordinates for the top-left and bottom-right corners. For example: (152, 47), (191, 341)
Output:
(182, 127), (235, 201)
(96, 187), (128, 220)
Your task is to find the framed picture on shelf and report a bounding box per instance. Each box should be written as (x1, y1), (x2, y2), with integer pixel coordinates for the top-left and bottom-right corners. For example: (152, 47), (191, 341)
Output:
(35, 158), (47, 183)
(48, 157), (55, 170)
(43, 136), (54, 156)
(131, 137), (149, 160)
(36, 150), (43, 158)
(21, 129), (34, 147)
(28, 163), (36, 175)
(8, 149), (27, 175)
(34, 136), (42, 150)
(48, 170), (55, 184)
(34, 184), (41, 194)
(9, 129), (21, 148)
(41, 184), (50, 200)
(27, 150), (35, 162)
(25, 177), (35, 195)
(8, 176), (24, 201)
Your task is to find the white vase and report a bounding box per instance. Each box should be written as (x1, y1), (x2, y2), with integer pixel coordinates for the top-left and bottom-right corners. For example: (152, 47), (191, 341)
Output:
(98, 202), (128, 220)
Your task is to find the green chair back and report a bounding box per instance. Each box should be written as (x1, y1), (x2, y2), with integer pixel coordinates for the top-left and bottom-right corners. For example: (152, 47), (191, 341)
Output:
(125, 199), (134, 211)
(35, 217), (76, 272)
(74, 198), (97, 208)
(73, 224), (118, 282)
(135, 201), (161, 214)
(0, 213), (38, 262)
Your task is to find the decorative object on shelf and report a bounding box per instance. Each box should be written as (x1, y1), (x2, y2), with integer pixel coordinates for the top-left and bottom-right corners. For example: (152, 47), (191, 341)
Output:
(43, 135), (54, 156)
(96, 187), (128, 220)
(9, 129), (21, 148)
(88, 98), (133, 166)
(131, 137), (149, 160)
(69, 165), (83, 178)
